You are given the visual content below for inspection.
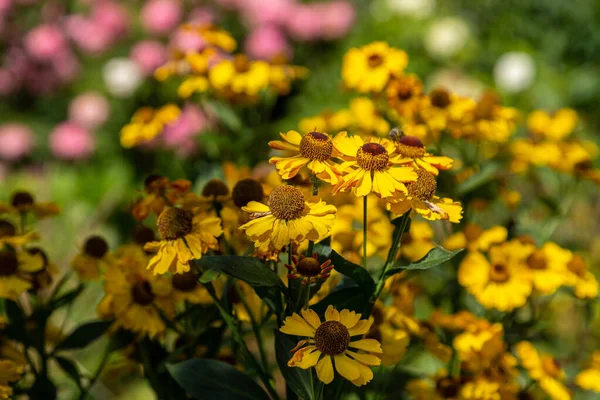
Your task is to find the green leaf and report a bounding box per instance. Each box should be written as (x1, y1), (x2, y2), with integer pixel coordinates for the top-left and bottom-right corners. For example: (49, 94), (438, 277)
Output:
(329, 250), (375, 292)
(54, 320), (113, 352)
(199, 268), (221, 283)
(275, 332), (313, 400)
(167, 358), (271, 400)
(196, 256), (284, 288)
(312, 287), (373, 317)
(385, 247), (463, 277)
(456, 162), (501, 195)
(49, 285), (84, 310)
(54, 356), (82, 389)
(206, 101), (242, 131)
(4, 300), (28, 345)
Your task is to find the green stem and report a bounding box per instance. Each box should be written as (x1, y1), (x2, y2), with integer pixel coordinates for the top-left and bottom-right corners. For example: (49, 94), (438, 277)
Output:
(304, 282), (311, 310)
(372, 212), (411, 301)
(233, 282), (269, 373)
(362, 196), (368, 268)
(77, 341), (111, 400)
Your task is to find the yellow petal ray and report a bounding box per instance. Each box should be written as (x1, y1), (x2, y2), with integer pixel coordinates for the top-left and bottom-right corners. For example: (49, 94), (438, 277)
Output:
(334, 354), (361, 381)
(325, 305), (340, 321)
(316, 356), (334, 384)
(349, 339), (383, 353)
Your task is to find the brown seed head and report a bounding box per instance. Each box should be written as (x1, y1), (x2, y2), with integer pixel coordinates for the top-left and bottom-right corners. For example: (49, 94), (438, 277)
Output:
(157, 208), (194, 240)
(268, 186), (306, 220)
(314, 320), (350, 355)
(299, 131), (333, 161)
(356, 143), (389, 171)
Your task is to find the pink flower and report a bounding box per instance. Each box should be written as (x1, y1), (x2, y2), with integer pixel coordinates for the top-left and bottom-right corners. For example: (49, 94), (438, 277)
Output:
(240, 0), (293, 27)
(320, 1), (354, 39)
(170, 28), (206, 53)
(130, 40), (167, 75)
(24, 24), (67, 61)
(0, 0), (12, 16)
(245, 25), (290, 60)
(162, 103), (210, 147)
(51, 50), (80, 82)
(188, 7), (217, 25)
(0, 68), (17, 96)
(0, 123), (35, 161)
(92, 2), (129, 39)
(141, 0), (182, 35)
(49, 122), (95, 160)
(286, 5), (322, 41)
(69, 92), (110, 130)
(66, 16), (113, 54)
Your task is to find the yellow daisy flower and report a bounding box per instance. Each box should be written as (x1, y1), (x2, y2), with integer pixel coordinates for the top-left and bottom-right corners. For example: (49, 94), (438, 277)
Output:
(144, 207), (222, 275)
(0, 219), (38, 247)
(239, 185), (336, 256)
(71, 235), (114, 281)
(575, 351), (600, 393)
(171, 270), (212, 305)
(0, 191), (59, 219)
(349, 97), (390, 136)
(132, 175), (192, 221)
(516, 341), (571, 400)
(453, 319), (505, 372)
(209, 55), (270, 96)
(525, 242), (571, 295)
(386, 74), (423, 118)
(269, 130), (342, 184)
(285, 254), (333, 285)
(281, 305), (382, 386)
(392, 135), (453, 176)
(342, 41), (408, 93)
(444, 224), (508, 253)
(458, 241), (532, 312)
(366, 303), (410, 366)
(564, 254), (598, 299)
(386, 169), (463, 222)
(101, 253), (174, 337)
(458, 377), (502, 400)
(299, 109), (354, 135)
(0, 245), (44, 300)
(332, 133), (417, 198)
(398, 221), (435, 262)
(120, 104), (181, 148)
(0, 359), (24, 400)
(527, 108), (578, 141)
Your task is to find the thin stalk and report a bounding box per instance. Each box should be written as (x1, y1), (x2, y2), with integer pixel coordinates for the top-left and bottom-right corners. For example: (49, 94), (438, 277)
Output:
(362, 196), (368, 268)
(233, 282), (269, 373)
(304, 283), (311, 310)
(372, 212), (411, 301)
(307, 178), (318, 256)
(77, 342), (111, 400)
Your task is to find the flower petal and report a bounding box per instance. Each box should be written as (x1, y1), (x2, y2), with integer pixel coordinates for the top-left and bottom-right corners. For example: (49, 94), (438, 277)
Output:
(301, 308), (321, 330)
(340, 309), (361, 330)
(334, 354), (361, 381)
(349, 339), (383, 353)
(316, 356), (334, 384)
(325, 305), (340, 321)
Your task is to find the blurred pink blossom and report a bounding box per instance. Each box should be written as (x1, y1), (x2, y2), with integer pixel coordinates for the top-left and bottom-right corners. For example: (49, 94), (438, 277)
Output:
(92, 2), (129, 38)
(245, 25), (290, 60)
(51, 51), (79, 82)
(170, 28), (206, 53)
(320, 1), (354, 39)
(24, 25), (67, 61)
(241, 0), (293, 27)
(0, 0), (12, 15)
(66, 16), (113, 54)
(286, 5), (323, 41)
(69, 91), (110, 130)
(0, 123), (35, 161)
(49, 122), (95, 160)
(0, 68), (17, 95)
(141, 0), (182, 35)
(188, 7), (217, 25)
(131, 40), (167, 75)
(162, 103), (210, 148)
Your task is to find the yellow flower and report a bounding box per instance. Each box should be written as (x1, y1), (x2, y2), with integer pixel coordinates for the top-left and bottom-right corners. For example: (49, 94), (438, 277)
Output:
(444, 224), (508, 253)
(349, 97), (390, 136)
(332, 133), (417, 198)
(510, 139), (562, 172)
(525, 242), (571, 295)
(171, 270), (212, 305)
(406, 371), (461, 400)
(100, 252), (174, 337)
(285, 254), (333, 285)
(269, 130), (342, 184)
(239, 185), (336, 256)
(0, 245), (44, 300)
(575, 351), (600, 393)
(392, 135), (453, 176)
(120, 104), (181, 148)
(453, 319), (505, 372)
(280, 305), (382, 386)
(469, 91), (519, 143)
(564, 254), (598, 299)
(0, 359), (24, 399)
(209, 55), (270, 96)
(0, 219), (38, 247)
(342, 41), (408, 93)
(458, 378), (502, 400)
(268, 59), (308, 95)
(299, 109), (353, 134)
(0, 191), (59, 219)
(386, 169), (463, 222)
(398, 221), (435, 262)
(527, 109), (578, 141)
(458, 241), (532, 311)
(386, 74), (423, 118)
(367, 303), (410, 366)
(144, 207), (223, 275)
(516, 341), (571, 400)
(71, 236), (114, 281)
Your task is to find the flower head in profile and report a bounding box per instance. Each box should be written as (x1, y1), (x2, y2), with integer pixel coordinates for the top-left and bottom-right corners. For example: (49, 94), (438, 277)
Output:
(285, 254), (333, 285)
(281, 305), (382, 386)
(71, 235), (114, 281)
(0, 219), (38, 247)
(332, 133), (417, 198)
(0, 359), (25, 399)
(0, 245), (45, 300)
(170, 270), (212, 305)
(120, 104), (181, 148)
(575, 351), (600, 393)
(269, 130), (342, 184)
(391, 135), (453, 176)
(239, 185), (336, 257)
(524, 242), (571, 295)
(386, 74), (423, 118)
(132, 175), (191, 221)
(564, 254), (598, 299)
(144, 207), (222, 275)
(527, 108), (578, 141)
(516, 341), (571, 400)
(458, 240), (532, 312)
(0, 191), (59, 219)
(397, 221), (435, 262)
(386, 169), (462, 223)
(444, 224), (508, 253)
(209, 55), (270, 97)
(342, 41), (408, 93)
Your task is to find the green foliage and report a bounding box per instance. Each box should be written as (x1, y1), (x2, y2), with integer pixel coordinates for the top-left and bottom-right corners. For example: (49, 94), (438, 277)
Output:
(385, 247), (464, 277)
(54, 321), (114, 352)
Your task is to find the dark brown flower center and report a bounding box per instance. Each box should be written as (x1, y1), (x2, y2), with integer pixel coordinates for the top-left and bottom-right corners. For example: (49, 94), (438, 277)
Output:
(296, 257), (322, 277)
(131, 280), (155, 305)
(133, 226), (155, 246)
(567, 255), (586, 277)
(489, 263), (509, 283)
(84, 236), (109, 259)
(0, 249), (18, 276)
(11, 191), (34, 208)
(430, 88), (451, 109)
(356, 143), (389, 171)
(144, 174), (168, 194)
(314, 320), (350, 356)
(268, 186), (306, 220)
(436, 377), (460, 398)
(233, 55), (250, 73)
(202, 179), (230, 198)
(232, 179), (264, 208)
(407, 169), (437, 201)
(367, 53), (384, 68)
(396, 135), (426, 158)
(0, 220), (16, 238)
(463, 224), (483, 242)
(541, 356), (561, 378)
(527, 251), (547, 270)
(299, 131), (333, 162)
(172, 270), (198, 292)
(157, 208), (194, 240)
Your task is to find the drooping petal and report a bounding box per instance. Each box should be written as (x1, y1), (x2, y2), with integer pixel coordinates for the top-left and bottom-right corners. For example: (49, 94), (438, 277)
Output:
(334, 354), (361, 381)
(280, 313), (317, 337)
(315, 356), (334, 384)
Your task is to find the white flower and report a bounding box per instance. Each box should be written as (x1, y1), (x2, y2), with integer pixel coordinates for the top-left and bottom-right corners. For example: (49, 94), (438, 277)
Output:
(103, 58), (143, 98)
(387, 0), (435, 18)
(493, 52), (536, 93)
(424, 17), (470, 60)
